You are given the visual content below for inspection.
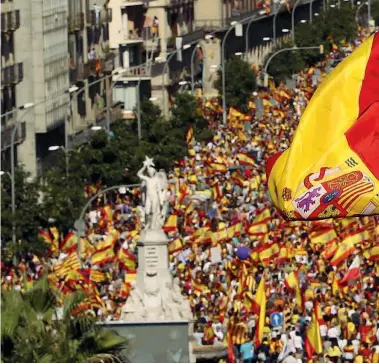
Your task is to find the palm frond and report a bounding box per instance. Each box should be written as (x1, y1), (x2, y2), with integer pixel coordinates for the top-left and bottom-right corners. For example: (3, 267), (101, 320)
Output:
(62, 291), (86, 321)
(95, 329), (128, 352)
(87, 353), (123, 363)
(25, 276), (57, 315)
(1, 290), (24, 339)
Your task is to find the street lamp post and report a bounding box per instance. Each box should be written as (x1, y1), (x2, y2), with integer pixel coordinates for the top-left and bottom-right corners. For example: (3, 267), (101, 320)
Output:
(273, 3), (285, 45)
(74, 183), (140, 266)
(221, 22), (238, 125)
(190, 44), (201, 96)
(310, 0), (314, 23)
(161, 44), (191, 117)
(292, 0), (302, 44)
(136, 78), (142, 140)
(245, 16), (258, 58)
(69, 70), (124, 137)
(264, 45), (323, 74)
(355, 1), (373, 25)
(3, 103), (35, 244)
(48, 145), (70, 176)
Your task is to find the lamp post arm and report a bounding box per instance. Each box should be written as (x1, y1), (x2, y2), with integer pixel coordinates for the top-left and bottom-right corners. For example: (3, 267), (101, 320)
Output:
(221, 25), (237, 124)
(75, 183), (140, 266)
(264, 46), (320, 74)
(10, 106), (38, 243)
(245, 18), (256, 57)
(273, 3), (285, 44)
(292, 0), (302, 44)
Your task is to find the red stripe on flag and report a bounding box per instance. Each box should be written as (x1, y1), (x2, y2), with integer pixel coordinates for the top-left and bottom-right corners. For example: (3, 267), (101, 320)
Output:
(346, 33), (379, 179)
(358, 32), (379, 117)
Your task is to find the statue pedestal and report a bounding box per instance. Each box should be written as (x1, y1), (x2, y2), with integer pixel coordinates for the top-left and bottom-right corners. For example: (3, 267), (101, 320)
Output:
(120, 227), (193, 323)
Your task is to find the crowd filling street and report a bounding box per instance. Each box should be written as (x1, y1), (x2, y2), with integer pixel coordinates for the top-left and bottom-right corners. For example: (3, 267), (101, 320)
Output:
(2, 28), (379, 363)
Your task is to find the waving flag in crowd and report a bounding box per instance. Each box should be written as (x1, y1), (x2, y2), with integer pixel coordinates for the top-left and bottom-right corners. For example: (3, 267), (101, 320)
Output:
(267, 33), (379, 220)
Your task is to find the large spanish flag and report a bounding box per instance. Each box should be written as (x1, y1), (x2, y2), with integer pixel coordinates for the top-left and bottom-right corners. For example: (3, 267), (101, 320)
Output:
(267, 33), (379, 220)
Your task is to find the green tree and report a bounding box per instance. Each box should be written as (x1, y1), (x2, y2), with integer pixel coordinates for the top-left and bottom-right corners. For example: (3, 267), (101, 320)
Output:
(1, 167), (48, 258)
(265, 3), (357, 83)
(320, 4), (356, 44)
(371, 2), (379, 25)
(1, 276), (128, 363)
(38, 147), (92, 234)
(264, 41), (306, 84)
(214, 56), (256, 112)
(295, 22), (324, 66)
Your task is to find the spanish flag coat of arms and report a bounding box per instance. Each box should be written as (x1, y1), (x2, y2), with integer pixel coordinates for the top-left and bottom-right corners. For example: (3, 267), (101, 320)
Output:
(267, 33), (379, 220)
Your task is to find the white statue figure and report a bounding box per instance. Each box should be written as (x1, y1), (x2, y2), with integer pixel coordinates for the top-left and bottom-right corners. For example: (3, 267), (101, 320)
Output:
(137, 156), (168, 230)
(121, 282), (146, 320)
(161, 278), (193, 321)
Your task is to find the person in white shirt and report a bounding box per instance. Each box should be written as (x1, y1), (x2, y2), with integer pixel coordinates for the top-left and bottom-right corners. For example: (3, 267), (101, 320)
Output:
(88, 209), (99, 226)
(327, 325), (341, 340)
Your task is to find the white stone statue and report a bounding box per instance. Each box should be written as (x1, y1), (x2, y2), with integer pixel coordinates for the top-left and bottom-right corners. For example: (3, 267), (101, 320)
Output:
(161, 278), (193, 321)
(121, 282), (146, 321)
(137, 156), (169, 230)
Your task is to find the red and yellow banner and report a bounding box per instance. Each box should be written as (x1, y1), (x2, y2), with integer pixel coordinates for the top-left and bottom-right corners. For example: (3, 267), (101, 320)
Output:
(267, 33), (379, 220)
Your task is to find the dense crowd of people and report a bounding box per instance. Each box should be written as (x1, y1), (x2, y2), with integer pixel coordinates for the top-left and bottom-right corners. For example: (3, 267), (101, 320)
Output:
(2, 28), (379, 363)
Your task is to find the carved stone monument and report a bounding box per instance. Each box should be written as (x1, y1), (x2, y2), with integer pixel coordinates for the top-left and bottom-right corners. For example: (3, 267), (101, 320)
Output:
(120, 156), (192, 323)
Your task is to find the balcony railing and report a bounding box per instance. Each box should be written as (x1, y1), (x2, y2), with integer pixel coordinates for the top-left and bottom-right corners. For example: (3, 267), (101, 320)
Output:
(122, 27), (154, 42)
(68, 12), (84, 32)
(193, 9), (262, 31)
(123, 63), (152, 77)
(168, 29), (204, 49)
(86, 8), (112, 26)
(83, 55), (114, 78)
(1, 121), (26, 151)
(1, 10), (20, 32)
(1, 63), (23, 87)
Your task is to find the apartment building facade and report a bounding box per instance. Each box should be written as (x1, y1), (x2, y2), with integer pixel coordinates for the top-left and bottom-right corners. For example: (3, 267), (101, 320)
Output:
(67, 0), (115, 136)
(1, 0), (24, 172)
(1, 0), (70, 177)
(107, 0), (264, 116)
(1, 0), (115, 177)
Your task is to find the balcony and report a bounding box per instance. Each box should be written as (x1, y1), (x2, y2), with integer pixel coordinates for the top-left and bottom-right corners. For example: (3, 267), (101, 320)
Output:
(122, 63), (152, 78)
(147, 0), (192, 7)
(120, 0), (147, 7)
(68, 12), (84, 32)
(86, 8), (112, 26)
(121, 27), (154, 44)
(1, 63), (23, 88)
(82, 55), (114, 78)
(1, 121), (26, 151)
(193, 9), (263, 31)
(1, 10), (20, 32)
(167, 29), (205, 50)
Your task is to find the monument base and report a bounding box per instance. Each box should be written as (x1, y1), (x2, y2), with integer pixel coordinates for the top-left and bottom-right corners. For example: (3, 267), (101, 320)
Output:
(120, 227), (193, 323)
(138, 228), (169, 246)
(99, 321), (192, 363)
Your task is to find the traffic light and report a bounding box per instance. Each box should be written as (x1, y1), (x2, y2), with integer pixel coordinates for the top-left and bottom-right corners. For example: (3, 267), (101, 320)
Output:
(319, 44), (324, 54)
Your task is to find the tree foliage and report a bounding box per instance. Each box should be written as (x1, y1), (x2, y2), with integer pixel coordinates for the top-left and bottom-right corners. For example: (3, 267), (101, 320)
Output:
(1, 167), (48, 258)
(266, 3), (357, 83)
(1, 94), (210, 258)
(214, 56), (257, 112)
(265, 41), (306, 84)
(1, 276), (127, 363)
